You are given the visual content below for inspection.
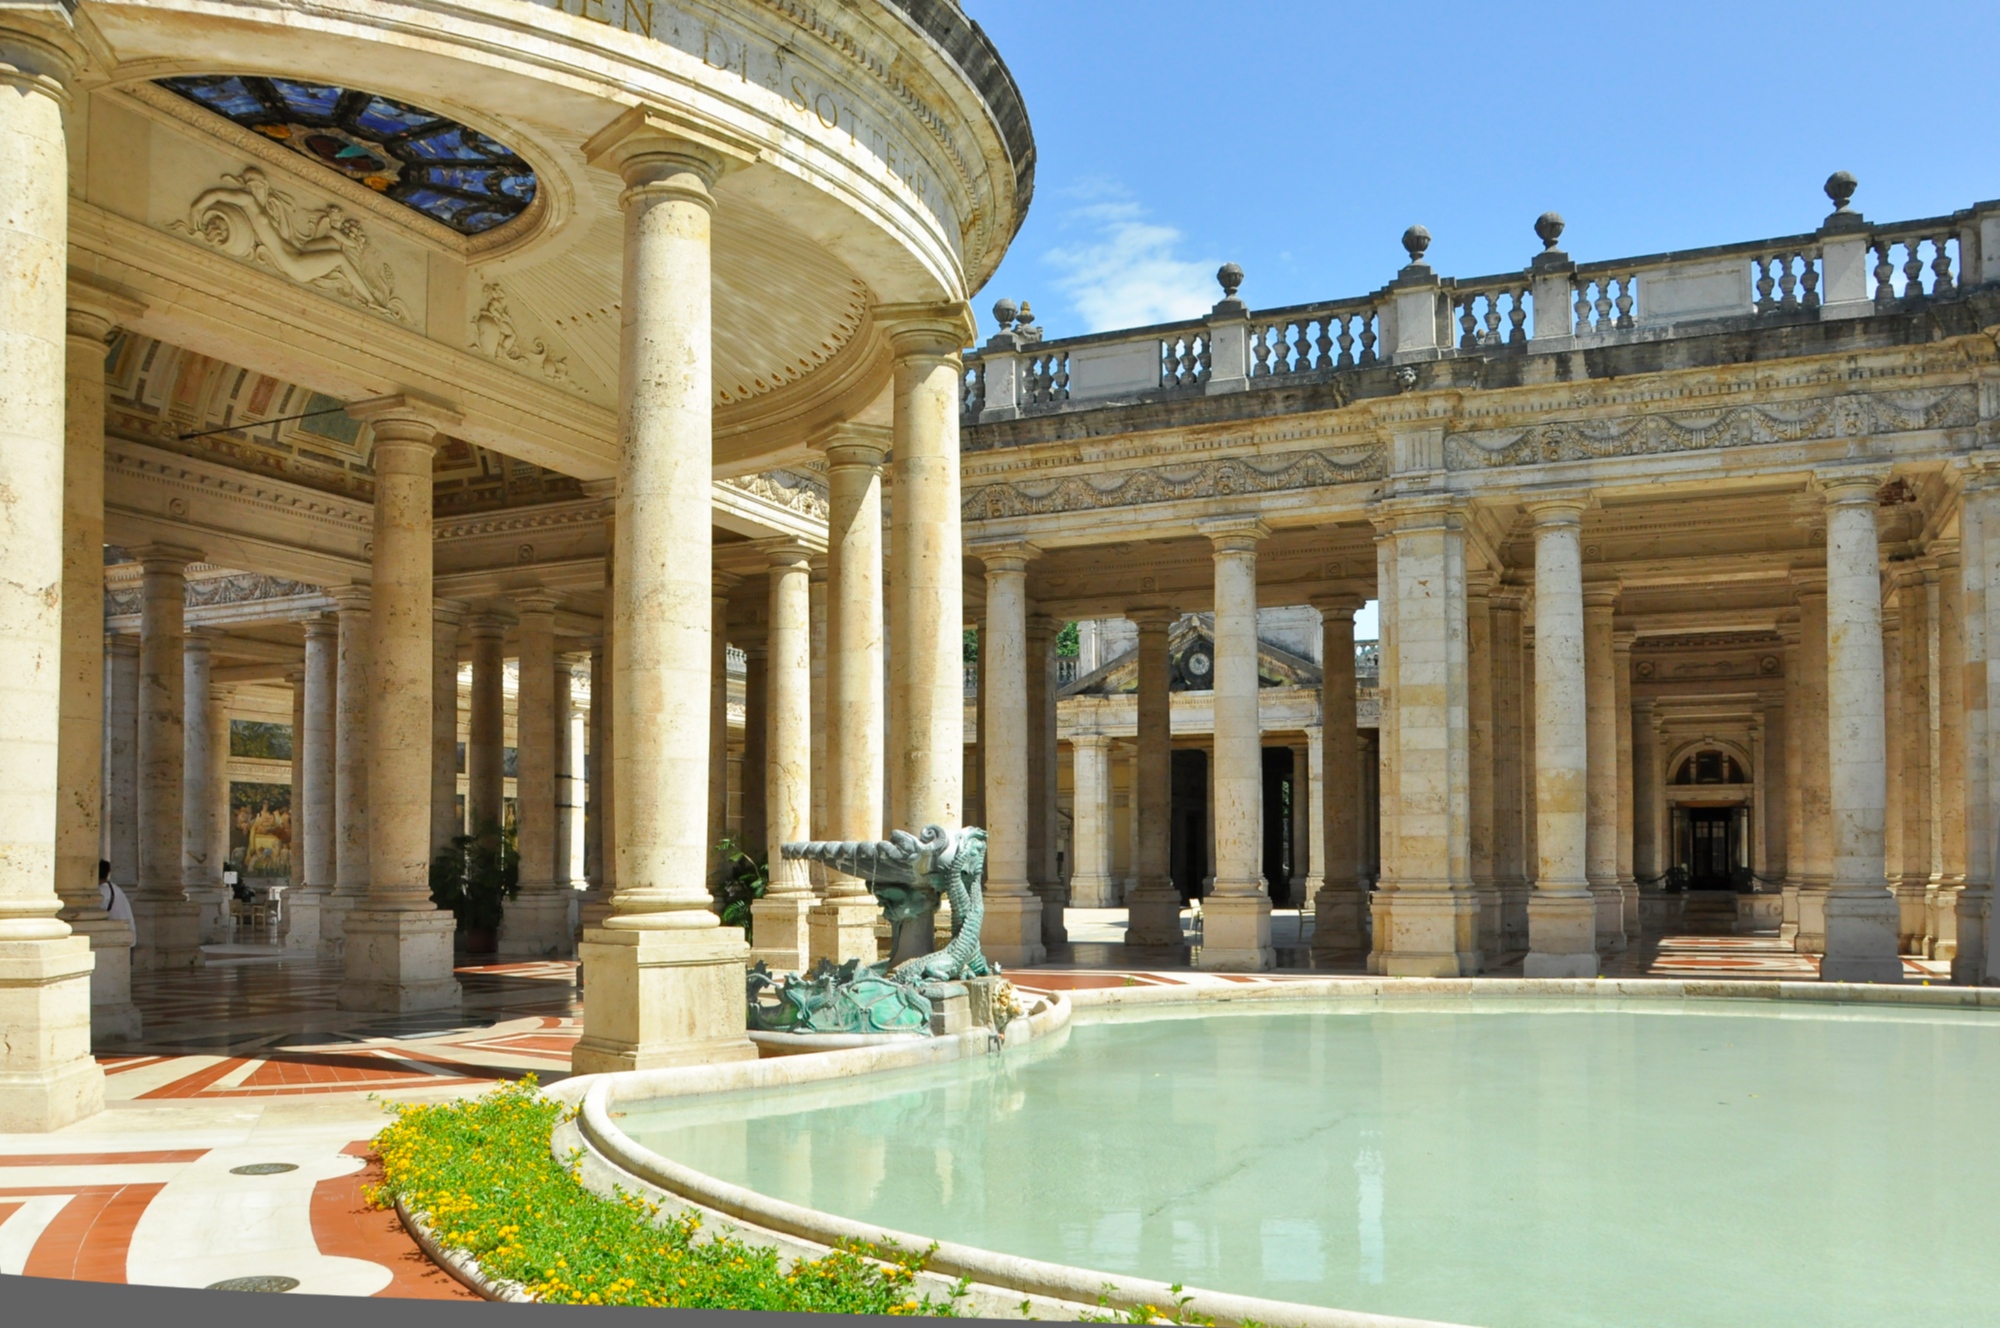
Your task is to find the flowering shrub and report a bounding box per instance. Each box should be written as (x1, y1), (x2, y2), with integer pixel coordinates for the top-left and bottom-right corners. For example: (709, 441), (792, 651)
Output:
(370, 1079), (964, 1314)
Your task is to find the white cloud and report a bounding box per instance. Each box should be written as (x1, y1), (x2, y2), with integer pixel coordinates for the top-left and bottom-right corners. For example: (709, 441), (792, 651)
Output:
(1041, 182), (1218, 333)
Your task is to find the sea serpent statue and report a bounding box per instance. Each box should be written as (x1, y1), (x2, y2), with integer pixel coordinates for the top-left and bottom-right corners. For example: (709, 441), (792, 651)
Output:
(746, 825), (992, 1036)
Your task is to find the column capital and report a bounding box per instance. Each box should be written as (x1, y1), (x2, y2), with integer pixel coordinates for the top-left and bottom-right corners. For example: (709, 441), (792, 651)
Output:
(1489, 584), (1529, 611)
(579, 477), (616, 503)
(328, 583), (373, 614)
(68, 280), (144, 346)
(757, 539), (814, 572)
(209, 681), (238, 705)
(182, 629), (216, 653)
(712, 569), (744, 598)
(514, 590), (561, 619)
(1026, 612), (1059, 641)
(348, 393), (460, 459)
(432, 597), (469, 627)
(1466, 569), (1499, 600)
(810, 421), (892, 467)
(1197, 515), (1270, 552)
(874, 301), (977, 357)
(1811, 466), (1891, 505)
(583, 104), (758, 193)
(464, 611), (506, 640)
(1612, 628), (1637, 652)
(105, 631), (140, 659)
(971, 539), (1040, 575)
(1789, 568), (1828, 600)
(1368, 492), (1470, 533)
(1312, 593), (1367, 618)
(1581, 579), (1622, 610)
(1522, 489), (1596, 525)
(303, 613), (339, 643)
(1071, 731), (1113, 751)
(129, 542), (204, 573)
(0, 9), (84, 97)
(1125, 605), (1179, 630)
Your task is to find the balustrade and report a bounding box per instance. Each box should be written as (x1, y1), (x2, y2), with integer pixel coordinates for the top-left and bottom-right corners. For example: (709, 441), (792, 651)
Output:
(1020, 349), (1070, 407)
(1573, 271), (1639, 336)
(1161, 332), (1211, 392)
(1248, 305), (1380, 376)
(1870, 229), (1959, 306)
(1752, 249), (1822, 314)
(1452, 282), (1530, 350)
(961, 360), (986, 421)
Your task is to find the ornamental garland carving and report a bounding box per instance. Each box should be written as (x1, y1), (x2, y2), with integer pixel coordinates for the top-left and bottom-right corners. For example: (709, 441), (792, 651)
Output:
(963, 447), (1386, 520)
(724, 470), (831, 520)
(170, 167), (412, 323)
(1447, 387), (1977, 469)
(104, 573), (322, 619)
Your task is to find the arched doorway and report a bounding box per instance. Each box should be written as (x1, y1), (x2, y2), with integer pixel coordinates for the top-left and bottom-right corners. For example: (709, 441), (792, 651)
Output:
(1668, 748), (1752, 891)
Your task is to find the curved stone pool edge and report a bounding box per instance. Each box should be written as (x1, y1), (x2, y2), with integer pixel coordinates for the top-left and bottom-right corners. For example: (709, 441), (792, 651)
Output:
(553, 977), (2000, 1327)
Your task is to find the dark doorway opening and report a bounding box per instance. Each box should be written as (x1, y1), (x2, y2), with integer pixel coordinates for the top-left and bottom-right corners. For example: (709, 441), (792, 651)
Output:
(1262, 747), (1295, 905)
(1170, 749), (1208, 902)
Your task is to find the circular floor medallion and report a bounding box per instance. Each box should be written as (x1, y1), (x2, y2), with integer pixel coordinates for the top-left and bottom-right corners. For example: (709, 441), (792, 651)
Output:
(205, 1275), (300, 1293)
(228, 1162), (299, 1176)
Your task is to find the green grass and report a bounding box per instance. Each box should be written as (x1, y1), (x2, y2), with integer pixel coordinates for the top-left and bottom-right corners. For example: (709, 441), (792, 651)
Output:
(369, 1079), (965, 1314)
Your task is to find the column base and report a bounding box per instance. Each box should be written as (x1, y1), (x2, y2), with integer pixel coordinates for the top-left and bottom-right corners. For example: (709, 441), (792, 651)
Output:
(284, 890), (324, 953)
(573, 923), (756, 1073)
(748, 894), (814, 974)
(1033, 882), (1068, 947)
(499, 892), (576, 958)
(0, 936), (105, 1132)
(1589, 882), (1628, 953)
(1794, 882), (1828, 955)
(807, 895), (879, 968)
(1296, 874), (1322, 912)
(1371, 887), (1479, 977)
(71, 917), (142, 1043)
(1894, 878), (1932, 954)
(1498, 880), (1533, 950)
(1950, 887), (1989, 984)
(1123, 881), (1185, 947)
(337, 908), (462, 1012)
(1619, 879), (1640, 942)
(319, 895), (356, 958)
(1068, 873), (1121, 909)
(130, 897), (204, 970)
(1475, 883), (1503, 955)
(983, 893), (1045, 968)
(1194, 891), (1273, 971)
(1310, 884), (1366, 955)
(186, 887), (231, 945)
(1525, 889), (1598, 978)
(1819, 889), (1905, 984)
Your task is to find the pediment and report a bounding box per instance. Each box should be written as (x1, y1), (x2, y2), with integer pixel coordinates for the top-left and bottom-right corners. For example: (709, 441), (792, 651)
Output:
(1062, 616), (1325, 697)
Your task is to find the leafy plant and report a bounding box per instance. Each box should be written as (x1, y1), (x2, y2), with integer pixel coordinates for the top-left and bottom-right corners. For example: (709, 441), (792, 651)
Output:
(429, 816), (521, 931)
(712, 836), (767, 939)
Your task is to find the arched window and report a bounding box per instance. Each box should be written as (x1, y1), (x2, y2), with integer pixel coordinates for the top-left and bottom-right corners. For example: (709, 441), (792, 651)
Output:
(1671, 750), (1747, 785)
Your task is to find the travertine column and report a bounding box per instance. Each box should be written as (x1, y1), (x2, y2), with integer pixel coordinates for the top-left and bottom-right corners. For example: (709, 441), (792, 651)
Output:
(1816, 471), (1902, 982)
(1930, 550), (1965, 961)
(1763, 685), (1790, 891)
(287, 616), (338, 953)
(575, 110), (755, 1071)
(288, 670), (306, 905)
(1069, 733), (1116, 907)
(750, 543), (814, 972)
(62, 289), (139, 1037)
(1466, 577), (1499, 953)
(1893, 569), (1933, 948)
(810, 427), (888, 965)
(1582, 584), (1625, 951)
(1491, 589), (1529, 946)
(1613, 629), (1638, 940)
(431, 600), (465, 857)
(179, 636), (228, 945)
(1958, 474), (1997, 982)
(1198, 518), (1275, 970)
(557, 657), (586, 886)
(1779, 622), (1806, 942)
(1524, 497), (1597, 977)
(324, 584), (372, 954)
(339, 398), (461, 1012)
(881, 304), (976, 835)
(1632, 699), (1659, 881)
(577, 482), (615, 940)
(1300, 729), (1324, 907)
(705, 575), (734, 889)
(0, 8), (104, 1129)
(976, 544), (1045, 965)
(1793, 575), (1833, 954)
(1027, 612), (1066, 944)
(132, 548), (203, 969)
(1373, 532), (1400, 917)
(501, 592), (569, 957)
(1522, 628), (1538, 886)
(740, 637), (769, 868)
(807, 557), (830, 840)
(1312, 598), (1365, 955)
(1125, 610), (1183, 946)
(105, 634), (139, 887)
(465, 615), (505, 834)
(1371, 500), (1478, 977)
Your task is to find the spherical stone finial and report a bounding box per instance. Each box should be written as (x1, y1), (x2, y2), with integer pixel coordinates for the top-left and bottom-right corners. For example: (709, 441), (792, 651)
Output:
(1535, 211), (1566, 250)
(990, 297), (1018, 330)
(1216, 263), (1244, 299)
(1825, 171), (1858, 211)
(1402, 225), (1432, 264)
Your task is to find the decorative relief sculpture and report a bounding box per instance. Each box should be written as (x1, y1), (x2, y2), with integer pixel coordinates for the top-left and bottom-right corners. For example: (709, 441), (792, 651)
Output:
(469, 284), (569, 382)
(962, 446), (1386, 519)
(171, 167), (411, 322)
(723, 469), (831, 520)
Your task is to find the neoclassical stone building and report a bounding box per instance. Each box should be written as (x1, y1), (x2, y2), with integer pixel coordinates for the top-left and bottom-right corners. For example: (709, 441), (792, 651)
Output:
(0, 0), (1028, 1131)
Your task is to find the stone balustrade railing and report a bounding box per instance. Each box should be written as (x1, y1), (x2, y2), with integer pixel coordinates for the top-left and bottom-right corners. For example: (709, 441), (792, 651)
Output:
(963, 175), (2000, 424)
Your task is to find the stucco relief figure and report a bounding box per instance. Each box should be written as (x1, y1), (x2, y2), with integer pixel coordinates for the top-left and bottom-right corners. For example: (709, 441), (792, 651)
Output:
(470, 283), (570, 381)
(173, 168), (412, 322)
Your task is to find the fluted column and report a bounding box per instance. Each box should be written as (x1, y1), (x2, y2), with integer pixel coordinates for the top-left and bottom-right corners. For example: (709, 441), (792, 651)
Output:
(287, 616), (337, 954)
(1582, 583), (1625, 952)
(1490, 589), (1530, 947)
(501, 591), (569, 957)
(131, 547), (203, 969)
(1793, 574), (1833, 954)
(1613, 628), (1638, 940)
(1957, 471), (1998, 982)
(431, 600), (465, 857)
(1312, 597), (1364, 953)
(0, 8), (103, 1129)
(1524, 496), (1597, 977)
(1817, 470), (1901, 982)
(1125, 610), (1183, 946)
(465, 615), (505, 835)
(750, 543), (814, 971)
(810, 427), (889, 965)
(1466, 576), (1498, 953)
(1198, 517), (1275, 970)
(1027, 612), (1066, 945)
(339, 397), (461, 1012)
(881, 304), (977, 834)
(105, 634), (140, 889)
(976, 543), (1045, 965)
(574, 110), (756, 1071)
(1069, 732), (1116, 907)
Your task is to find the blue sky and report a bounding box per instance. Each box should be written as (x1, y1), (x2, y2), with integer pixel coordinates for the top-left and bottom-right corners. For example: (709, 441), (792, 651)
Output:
(966, 1), (2000, 342)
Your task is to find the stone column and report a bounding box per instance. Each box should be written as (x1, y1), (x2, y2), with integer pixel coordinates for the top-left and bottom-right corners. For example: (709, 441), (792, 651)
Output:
(1300, 728), (1324, 908)
(1027, 612), (1066, 945)
(288, 669), (306, 904)
(1582, 583), (1626, 951)
(1931, 549), (1965, 961)
(1373, 531), (1399, 924)
(465, 615), (505, 834)
(1069, 732), (1116, 907)
(1779, 622), (1806, 942)
(1793, 574), (1833, 954)
(1524, 497), (1597, 977)
(976, 543), (1045, 965)
(1312, 598), (1365, 954)
(808, 556), (830, 838)
(1490, 589), (1529, 947)
(1613, 629), (1638, 940)
(131, 547), (203, 969)
(557, 656), (586, 887)
(1632, 699), (1659, 881)
(431, 600), (465, 857)
(1816, 471), (1902, 982)
(1958, 473), (1997, 983)
(811, 427), (889, 965)
(1198, 518), (1275, 970)
(0, 4), (104, 1130)
(881, 304), (976, 835)
(750, 543), (814, 972)
(1125, 610), (1183, 946)
(179, 636), (228, 945)
(1466, 576), (1498, 953)
(574, 109), (756, 1071)
(322, 585), (373, 954)
(339, 397), (461, 1012)
(61, 288), (139, 1037)
(1763, 686), (1789, 891)
(287, 616), (338, 953)
(105, 634), (139, 888)
(1371, 500), (1478, 977)
(705, 575), (734, 889)
(577, 482), (615, 940)
(1893, 568), (1933, 949)
(740, 637), (769, 868)
(502, 591), (568, 957)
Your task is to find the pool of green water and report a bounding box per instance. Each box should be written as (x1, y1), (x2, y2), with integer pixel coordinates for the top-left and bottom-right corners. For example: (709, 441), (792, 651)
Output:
(620, 997), (2000, 1328)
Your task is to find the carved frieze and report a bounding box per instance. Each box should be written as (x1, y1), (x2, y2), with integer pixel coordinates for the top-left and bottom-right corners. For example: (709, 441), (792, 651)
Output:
(963, 446), (1386, 520)
(723, 469), (831, 520)
(470, 283), (570, 382)
(104, 572), (322, 619)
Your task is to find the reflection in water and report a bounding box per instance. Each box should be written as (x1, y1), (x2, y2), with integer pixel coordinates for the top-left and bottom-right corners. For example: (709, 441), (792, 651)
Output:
(1261, 1217), (1324, 1284)
(1355, 1131), (1384, 1286)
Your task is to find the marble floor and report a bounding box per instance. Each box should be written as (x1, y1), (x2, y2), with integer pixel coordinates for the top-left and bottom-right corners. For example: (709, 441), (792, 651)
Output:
(0, 916), (1949, 1297)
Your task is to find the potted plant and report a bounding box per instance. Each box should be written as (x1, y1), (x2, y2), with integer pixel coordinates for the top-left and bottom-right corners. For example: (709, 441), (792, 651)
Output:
(430, 816), (520, 955)
(711, 836), (766, 942)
